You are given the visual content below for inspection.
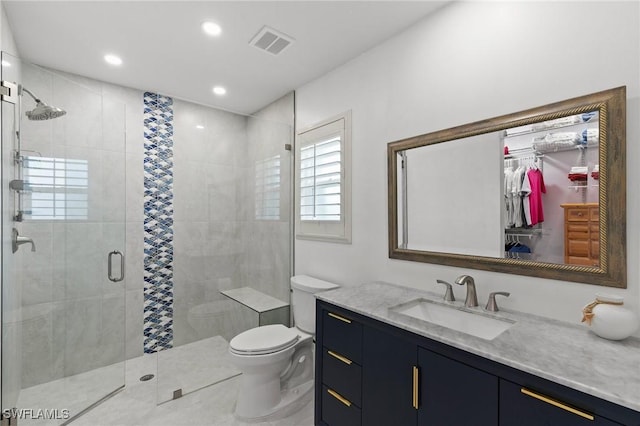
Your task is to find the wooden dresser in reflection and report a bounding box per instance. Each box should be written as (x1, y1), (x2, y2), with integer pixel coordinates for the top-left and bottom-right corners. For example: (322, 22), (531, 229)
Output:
(561, 203), (599, 267)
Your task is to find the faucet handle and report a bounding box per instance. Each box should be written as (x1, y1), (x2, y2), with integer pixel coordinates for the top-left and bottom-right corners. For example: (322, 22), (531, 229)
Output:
(485, 292), (510, 312)
(436, 279), (455, 302)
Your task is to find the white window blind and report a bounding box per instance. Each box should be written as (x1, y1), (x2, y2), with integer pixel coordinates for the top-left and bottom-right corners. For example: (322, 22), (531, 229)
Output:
(255, 155), (281, 220)
(295, 111), (351, 243)
(300, 136), (341, 221)
(23, 156), (89, 220)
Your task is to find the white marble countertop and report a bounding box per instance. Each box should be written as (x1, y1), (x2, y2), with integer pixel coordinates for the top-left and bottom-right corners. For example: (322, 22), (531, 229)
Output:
(316, 281), (640, 412)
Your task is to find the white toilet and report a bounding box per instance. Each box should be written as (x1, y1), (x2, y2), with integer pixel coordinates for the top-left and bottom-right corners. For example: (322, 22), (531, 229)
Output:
(228, 275), (339, 421)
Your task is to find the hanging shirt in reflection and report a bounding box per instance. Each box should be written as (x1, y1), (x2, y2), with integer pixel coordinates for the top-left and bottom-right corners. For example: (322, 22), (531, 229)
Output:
(527, 168), (546, 226)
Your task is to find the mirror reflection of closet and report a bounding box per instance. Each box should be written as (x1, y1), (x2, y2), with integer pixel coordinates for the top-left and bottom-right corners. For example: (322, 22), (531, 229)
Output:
(387, 86), (626, 288)
(502, 111), (599, 265)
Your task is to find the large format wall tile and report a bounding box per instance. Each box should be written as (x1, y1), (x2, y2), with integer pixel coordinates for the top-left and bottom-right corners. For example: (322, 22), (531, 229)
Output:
(13, 65), (293, 391)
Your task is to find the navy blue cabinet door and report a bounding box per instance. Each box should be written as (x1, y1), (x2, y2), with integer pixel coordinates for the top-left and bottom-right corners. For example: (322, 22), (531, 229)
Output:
(500, 380), (621, 426)
(362, 326), (417, 426)
(418, 348), (499, 426)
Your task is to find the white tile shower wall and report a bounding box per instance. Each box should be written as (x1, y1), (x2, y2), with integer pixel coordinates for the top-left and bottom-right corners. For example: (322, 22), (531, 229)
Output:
(12, 63), (293, 388)
(172, 99), (248, 347)
(14, 63), (127, 387)
(295, 1), (640, 326)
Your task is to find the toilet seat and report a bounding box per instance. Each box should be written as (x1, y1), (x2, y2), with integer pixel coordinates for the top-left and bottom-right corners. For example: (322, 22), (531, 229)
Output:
(230, 324), (300, 356)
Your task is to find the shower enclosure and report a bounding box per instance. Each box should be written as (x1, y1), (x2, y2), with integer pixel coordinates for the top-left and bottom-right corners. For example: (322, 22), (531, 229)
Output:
(1, 52), (127, 424)
(1, 52), (294, 423)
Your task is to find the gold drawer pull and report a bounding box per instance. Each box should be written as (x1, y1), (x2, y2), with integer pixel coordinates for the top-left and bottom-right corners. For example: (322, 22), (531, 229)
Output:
(520, 388), (594, 421)
(327, 388), (352, 407)
(328, 350), (352, 365)
(412, 366), (419, 409)
(328, 312), (352, 324)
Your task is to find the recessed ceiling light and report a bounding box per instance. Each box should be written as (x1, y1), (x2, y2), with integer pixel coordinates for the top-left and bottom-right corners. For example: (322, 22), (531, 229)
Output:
(212, 86), (226, 96)
(1, 60), (10, 67)
(202, 21), (222, 37)
(196, 125), (205, 130)
(104, 54), (123, 66)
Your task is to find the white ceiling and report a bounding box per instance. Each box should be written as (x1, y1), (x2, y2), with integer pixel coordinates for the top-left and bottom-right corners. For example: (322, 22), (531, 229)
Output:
(4, 1), (447, 115)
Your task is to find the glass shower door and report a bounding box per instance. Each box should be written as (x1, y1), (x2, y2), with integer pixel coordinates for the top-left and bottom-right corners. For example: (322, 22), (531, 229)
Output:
(1, 52), (126, 424)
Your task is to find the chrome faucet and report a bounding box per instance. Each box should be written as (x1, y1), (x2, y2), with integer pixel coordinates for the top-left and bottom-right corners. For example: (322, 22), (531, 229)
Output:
(454, 275), (478, 308)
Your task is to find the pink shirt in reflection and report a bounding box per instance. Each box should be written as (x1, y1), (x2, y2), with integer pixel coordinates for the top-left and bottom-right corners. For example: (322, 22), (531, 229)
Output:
(527, 168), (546, 226)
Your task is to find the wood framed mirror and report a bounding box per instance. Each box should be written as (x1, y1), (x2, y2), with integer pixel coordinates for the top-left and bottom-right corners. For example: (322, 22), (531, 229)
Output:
(387, 86), (626, 287)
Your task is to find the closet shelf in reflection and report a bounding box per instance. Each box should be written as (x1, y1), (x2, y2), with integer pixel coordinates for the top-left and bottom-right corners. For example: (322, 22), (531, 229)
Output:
(504, 228), (543, 239)
(502, 112), (598, 138)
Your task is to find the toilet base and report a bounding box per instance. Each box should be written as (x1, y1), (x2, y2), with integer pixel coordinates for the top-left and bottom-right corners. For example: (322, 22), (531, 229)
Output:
(233, 379), (314, 423)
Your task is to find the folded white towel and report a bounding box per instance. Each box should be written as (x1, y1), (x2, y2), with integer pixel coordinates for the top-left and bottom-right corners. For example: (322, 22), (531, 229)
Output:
(582, 128), (599, 143)
(570, 166), (588, 173)
(545, 132), (580, 143)
(532, 115), (582, 131)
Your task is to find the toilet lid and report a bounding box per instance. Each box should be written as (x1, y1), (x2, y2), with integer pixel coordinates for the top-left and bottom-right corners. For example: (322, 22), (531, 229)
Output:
(230, 324), (299, 355)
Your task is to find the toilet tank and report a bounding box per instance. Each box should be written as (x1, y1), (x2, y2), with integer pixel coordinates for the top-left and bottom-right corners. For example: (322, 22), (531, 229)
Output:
(291, 275), (340, 334)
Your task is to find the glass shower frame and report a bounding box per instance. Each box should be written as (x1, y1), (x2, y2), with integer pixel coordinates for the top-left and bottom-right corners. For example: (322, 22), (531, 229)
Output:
(1, 52), (126, 424)
(153, 94), (294, 405)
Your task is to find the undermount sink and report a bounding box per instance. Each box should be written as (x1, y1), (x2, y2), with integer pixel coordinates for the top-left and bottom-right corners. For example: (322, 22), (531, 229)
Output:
(389, 298), (516, 340)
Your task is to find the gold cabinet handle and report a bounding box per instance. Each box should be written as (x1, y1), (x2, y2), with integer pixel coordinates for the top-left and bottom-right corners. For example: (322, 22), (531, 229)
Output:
(328, 312), (352, 324)
(520, 388), (594, 421)
(412, 366), (419, 409)
(327, 388), (352, 407)
(328, 350), (352, 365)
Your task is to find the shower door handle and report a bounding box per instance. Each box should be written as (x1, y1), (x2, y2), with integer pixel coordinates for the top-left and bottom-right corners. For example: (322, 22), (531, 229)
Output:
(108, 250), (125, 282)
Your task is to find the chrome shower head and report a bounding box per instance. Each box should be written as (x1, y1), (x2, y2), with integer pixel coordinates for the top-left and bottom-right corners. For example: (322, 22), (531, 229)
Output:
(21, 86), (66, 121)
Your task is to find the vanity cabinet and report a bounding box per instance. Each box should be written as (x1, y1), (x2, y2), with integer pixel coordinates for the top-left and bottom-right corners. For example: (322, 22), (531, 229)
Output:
(500, 379), (620, 425)
(318, 308), (363, 426)
(315, 300), (640, 426)
(417, 347), (498, 425)
(561, 203), (600, 266)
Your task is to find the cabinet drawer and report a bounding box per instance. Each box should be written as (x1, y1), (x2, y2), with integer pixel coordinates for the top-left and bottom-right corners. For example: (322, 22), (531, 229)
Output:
(567, 256), (596, 266)
(567, 239), (589, 257)
(566, 208), (590, 222)
(590, 224), (600, 239)
(322, 385), (361, 426)
(323, 310), (363, 364)
(567, 223), (589, 234)
(500, 380), (620, 425)
(322, 347), (362, 407)
(590, 207), (599, 221)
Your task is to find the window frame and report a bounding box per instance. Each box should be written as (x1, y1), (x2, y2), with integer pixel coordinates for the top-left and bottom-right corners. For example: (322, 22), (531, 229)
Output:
(295, 110), (352, 243)
(22, 155), (89, 221)
(254, 154), (282, 221)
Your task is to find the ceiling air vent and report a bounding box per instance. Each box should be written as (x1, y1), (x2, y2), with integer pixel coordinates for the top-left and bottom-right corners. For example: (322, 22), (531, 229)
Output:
(249, 26), (294, 56)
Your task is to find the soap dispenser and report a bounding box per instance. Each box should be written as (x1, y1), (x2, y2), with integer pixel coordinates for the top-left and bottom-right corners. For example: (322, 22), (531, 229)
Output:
(582, 294), (639, 340)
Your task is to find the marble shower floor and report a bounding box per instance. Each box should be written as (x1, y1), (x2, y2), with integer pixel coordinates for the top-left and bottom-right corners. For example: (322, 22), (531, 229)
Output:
(15, 336), (314, 425)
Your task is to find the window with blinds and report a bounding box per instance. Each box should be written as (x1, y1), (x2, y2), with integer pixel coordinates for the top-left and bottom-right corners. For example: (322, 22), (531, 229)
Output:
(295, 111), (351, 243)
(255, 155), (281, 220)
(300, 136), (341, 221)
(22, 156), (89, 220)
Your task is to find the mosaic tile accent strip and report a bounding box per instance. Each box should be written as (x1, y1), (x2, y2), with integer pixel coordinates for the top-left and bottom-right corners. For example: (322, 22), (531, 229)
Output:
(143, 92), (174, 353)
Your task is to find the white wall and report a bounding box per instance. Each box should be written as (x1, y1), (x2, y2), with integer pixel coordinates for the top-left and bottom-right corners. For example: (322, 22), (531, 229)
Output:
(1, 2), (18, 56)
(405, 132), (502, 256)
(295, 1), (640, 328)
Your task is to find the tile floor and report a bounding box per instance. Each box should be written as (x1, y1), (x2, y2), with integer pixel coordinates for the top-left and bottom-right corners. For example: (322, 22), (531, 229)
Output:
(15, 336), (314, 426)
